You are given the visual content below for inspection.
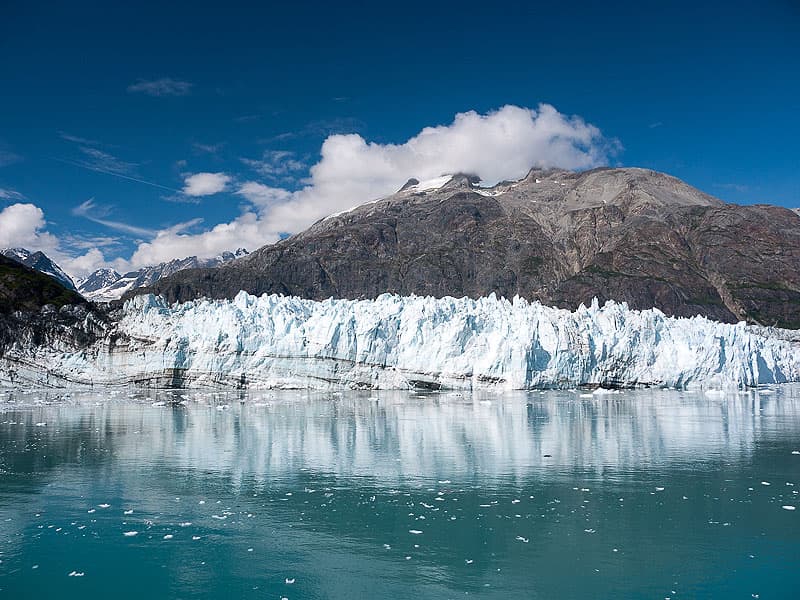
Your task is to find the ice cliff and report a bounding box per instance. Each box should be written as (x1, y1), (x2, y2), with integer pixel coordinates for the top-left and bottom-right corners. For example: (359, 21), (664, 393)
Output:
(1, 291), (799, 389)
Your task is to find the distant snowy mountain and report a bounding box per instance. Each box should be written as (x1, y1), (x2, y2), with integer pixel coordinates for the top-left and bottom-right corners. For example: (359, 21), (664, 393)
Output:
(1, 248), (77, 291)
(78, 248), (248, 301)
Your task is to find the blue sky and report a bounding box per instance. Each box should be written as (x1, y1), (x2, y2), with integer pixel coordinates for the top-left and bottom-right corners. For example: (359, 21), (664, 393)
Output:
(0, 0), (798, 277)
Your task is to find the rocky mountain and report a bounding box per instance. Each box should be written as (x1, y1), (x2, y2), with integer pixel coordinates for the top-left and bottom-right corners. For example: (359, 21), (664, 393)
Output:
(79, 249), (248, 301)
(1, 248), (77, 291)
(0, 254), (84, 313)
(134, 167), (800, 329)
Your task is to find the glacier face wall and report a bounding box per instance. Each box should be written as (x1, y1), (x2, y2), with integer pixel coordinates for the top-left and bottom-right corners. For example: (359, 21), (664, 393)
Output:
(2, 291), (799, 389)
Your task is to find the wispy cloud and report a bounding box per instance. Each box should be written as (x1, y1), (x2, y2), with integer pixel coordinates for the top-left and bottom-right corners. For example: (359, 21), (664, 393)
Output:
(192, 142), (225, 155)
(241, 150), (306, 180)
(59, 131), (100, 145)
(0, 147), (21, 167)
(259, 117), (367, 145)
(78, 146), (138, 175)
(72, 198), (157, 237)
(713, 182), (750, 194)
(127, 77), (193, 97)
(0, 187), (24, 200)
(648, 121), (663, 129)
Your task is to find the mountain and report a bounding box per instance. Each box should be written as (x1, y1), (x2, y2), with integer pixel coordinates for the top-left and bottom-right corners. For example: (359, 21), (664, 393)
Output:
(1, 248), (77, 291)
(0, 254), (84, 313)
(79, 249), (248, 301)
(136, 167), (800, 329)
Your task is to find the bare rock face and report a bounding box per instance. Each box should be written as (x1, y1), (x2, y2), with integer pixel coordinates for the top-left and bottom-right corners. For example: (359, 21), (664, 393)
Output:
(136, 167), (800, 328)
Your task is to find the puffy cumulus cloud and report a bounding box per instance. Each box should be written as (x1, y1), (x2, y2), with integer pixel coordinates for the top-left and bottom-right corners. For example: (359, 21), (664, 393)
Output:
(246, 103), (617, 237)
(0, 202), (109, 280)
(126, 212), (264, 267)
(116, 104), (617, 268)
(182, 172), (231, 197)
(0, 203), (57, 250)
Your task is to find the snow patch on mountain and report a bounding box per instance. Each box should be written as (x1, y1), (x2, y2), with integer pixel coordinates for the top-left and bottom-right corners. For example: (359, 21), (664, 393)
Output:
(2, 292), (798, 390)
(79, 249), (248, 301)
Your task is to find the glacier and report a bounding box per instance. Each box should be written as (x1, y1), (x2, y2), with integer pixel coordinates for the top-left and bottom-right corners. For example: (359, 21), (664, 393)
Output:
(1, 291), (799, 389)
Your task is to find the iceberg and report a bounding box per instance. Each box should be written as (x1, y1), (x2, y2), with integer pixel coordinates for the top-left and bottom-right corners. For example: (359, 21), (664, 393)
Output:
(1, 292), (798, 389)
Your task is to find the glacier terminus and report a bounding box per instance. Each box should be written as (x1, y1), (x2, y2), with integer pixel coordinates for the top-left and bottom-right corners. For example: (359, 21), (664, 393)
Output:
(1, 291), (798, 390)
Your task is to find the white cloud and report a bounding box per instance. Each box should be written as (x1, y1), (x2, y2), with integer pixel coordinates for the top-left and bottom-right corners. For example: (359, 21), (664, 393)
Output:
(10, 105), (616, 276)
(127, 78), (193, 97)
(118, 104), (616, 268)
(0, 203), (58, 250)
(182, 172), (231, 197)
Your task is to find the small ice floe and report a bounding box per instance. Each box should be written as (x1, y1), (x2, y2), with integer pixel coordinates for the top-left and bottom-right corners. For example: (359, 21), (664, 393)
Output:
(761, 481), (771, 486)
(782, 505), (796, 511)
(655, 487), (665, 492)
(792, 451), (800, 455)
(593, 388), (616, 395)
(123, 531), (138, 537)
(516, 536), (529, 543)
(163, 534), (173, 540)
(192, 536), (201, 540)
(584, 529), (596, 534)
(383, 544), (391, 549)
(35, 422), (46, 427)
(512, 499), (520, 504)
(98, 504), (110, 509)
(87, 509), (95, 514)
(409, 529), (423, 535)
(180, 522), (192, 527)
(124, 509), (134, 515)
(438, 480), (451, 484)
(285, 578), (295, 584)
(465, 559), (474, 564)
(68, 571), (85, 577)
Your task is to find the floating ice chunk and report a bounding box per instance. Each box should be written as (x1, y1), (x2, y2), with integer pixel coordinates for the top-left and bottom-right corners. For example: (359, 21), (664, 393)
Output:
(516, 536), (529, 543)
(163, 534), (173, 540)
(409, 529), (423, 535)
(98, 504), (110, 508)
(68, 571), (85, 577)
(124, 509), (134, 515)
(123, 531), (138, 537)
(285, 578), (295, 584)
(782, 505), (796, 511)
(761, 482), (771, 486)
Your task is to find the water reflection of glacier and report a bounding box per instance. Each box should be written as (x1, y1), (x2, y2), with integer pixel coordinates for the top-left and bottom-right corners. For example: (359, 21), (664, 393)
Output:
(4, 386), (800, 487)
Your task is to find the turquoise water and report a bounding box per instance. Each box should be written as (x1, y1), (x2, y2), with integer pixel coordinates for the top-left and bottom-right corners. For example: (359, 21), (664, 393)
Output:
(1, 387), (799, 599)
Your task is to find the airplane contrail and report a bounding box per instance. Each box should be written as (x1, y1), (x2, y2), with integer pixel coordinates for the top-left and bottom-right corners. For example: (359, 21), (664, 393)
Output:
(51, 157), (182, 193)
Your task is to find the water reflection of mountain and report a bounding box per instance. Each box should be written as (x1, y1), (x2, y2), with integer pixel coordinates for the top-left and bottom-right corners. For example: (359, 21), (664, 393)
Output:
(3, 387), (799, 486)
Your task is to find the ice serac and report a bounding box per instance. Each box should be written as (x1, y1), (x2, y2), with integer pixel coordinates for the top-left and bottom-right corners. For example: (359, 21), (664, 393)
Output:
(2, 292), (798, 390)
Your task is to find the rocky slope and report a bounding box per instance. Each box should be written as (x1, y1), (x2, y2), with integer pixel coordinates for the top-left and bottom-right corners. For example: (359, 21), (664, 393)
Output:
(137, 168), (800, 328)
(1, 248), (77, 291)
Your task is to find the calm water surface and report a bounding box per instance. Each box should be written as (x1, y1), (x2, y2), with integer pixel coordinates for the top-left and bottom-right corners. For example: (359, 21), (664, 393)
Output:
(1, 387), (799, 599)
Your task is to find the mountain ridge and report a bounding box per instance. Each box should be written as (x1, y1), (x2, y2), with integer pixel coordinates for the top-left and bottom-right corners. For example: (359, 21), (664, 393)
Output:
(127, 166), (799, 329)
